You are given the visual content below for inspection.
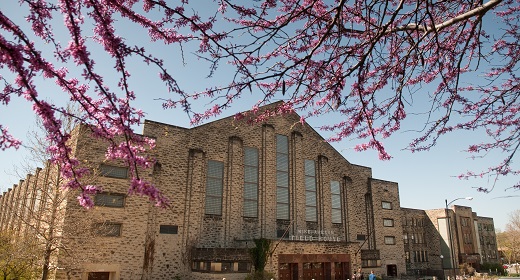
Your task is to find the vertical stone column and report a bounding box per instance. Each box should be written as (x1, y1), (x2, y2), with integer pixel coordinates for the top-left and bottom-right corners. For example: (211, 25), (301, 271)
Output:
(182, 149), (206, 252)
(260, 124), (276, 238)
(17, 175), (31, 237)
(224, 136), (243, 246)
(317, 154), (329, 230)
(0, 194), (4, 229)
(0, 190), (8, 231)
(35, 163), (51, 231)
(2, 188), (14, 231)
(26, 167), (41, 235)
(9, 181), (23, 233)
(290, 131), (303, 233)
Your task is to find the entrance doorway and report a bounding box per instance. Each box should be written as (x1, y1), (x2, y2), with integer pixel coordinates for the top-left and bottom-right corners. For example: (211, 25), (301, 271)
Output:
(334, 262), (349, 280)
(278, 254), (351, 280)
(88, 272), (110, 280)
(387, 264), (397, 277)
(303, 262), (324, 280)
(279, 263), (298, 280)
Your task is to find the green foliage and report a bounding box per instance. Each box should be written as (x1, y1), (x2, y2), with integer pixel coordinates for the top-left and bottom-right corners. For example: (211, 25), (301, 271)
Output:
(244, 270), (276, 280)
(0, 231), (41, 280)
(249, 238), (272, 272)
(479, 262), (505, 274)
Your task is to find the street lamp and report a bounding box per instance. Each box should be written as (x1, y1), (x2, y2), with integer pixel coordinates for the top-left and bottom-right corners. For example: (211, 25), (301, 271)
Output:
(445, 197), (473, 280)
(440, 255), (445, 280)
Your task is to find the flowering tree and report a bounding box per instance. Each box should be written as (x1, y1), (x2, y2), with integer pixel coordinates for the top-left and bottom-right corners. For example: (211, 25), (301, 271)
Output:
(1, 0), (518, 206)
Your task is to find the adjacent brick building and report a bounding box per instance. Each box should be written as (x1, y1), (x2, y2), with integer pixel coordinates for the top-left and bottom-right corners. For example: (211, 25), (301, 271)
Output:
(0, 102), (498, 280)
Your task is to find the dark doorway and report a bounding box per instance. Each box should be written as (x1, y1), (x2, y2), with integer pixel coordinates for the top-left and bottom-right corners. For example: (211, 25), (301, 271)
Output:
(88, 272), (110, 280)
(334, 262), (349, 280)
(387, 264), (398, 277)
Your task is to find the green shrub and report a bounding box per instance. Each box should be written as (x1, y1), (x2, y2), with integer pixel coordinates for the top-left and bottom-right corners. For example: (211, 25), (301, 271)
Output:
(244, 270), (276, 280)
(479, 262), (505, 275)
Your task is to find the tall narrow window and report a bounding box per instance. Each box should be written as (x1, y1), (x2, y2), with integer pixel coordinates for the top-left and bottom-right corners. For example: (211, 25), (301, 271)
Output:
(244, 147), (259, 218)
(305, 160), (317, 222)
(276, 135), (289, 220)
(330, 181), (342, 224)
(205, 160), (224, 215)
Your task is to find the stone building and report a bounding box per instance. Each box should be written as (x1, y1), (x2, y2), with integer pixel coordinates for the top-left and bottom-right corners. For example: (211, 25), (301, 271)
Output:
(401, 206), (499, 279)
(0, 103), (497, 280)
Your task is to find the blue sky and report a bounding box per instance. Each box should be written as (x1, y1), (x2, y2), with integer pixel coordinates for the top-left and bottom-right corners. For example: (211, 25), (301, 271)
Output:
(1, 1), (518, 231)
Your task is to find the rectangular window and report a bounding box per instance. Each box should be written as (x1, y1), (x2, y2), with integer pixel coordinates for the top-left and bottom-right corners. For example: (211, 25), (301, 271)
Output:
(305, 160), (317, 222)
(276, 135), (289, 220)
(403, 233), (408, 244)
(382, 201), (392, 209)
(384, 236), (396, 245)
(357, 234), (366, 240)
(93, 223), (122, 237)
(94, 193), (125, 208)
(99, 164), (128, 179)
(243, 147), (259, 218)
(361, 259), (381, 268)
(237, 262), (250, 272)
(330, 181), (342, 224)
(383, 218), (394, 227)
(205, 160), (224, 215)
(159, 225), (178, 234)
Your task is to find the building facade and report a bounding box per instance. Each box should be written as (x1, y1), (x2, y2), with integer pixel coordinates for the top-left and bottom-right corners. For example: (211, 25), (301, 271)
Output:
(0, 103), (498, 280)
(400, 206), (500, 279)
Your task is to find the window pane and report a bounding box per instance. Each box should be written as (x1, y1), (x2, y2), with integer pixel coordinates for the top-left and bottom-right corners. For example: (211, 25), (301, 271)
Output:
(277, 203), (289, 220)
(330, 181), (340, 194)
(277, 187), (289, 203)
(305, 191), (316, 206)
(244, 147), (258, 218)
(331, 181), (342, 224)
(244, 183), (258, 200)
(207, 161), (224, 178)
(306, 206), (317, 222)
(244, 147), (258, 165)
(382, 201), (392, 209)
(385, 236), (395, 244)
(276, 135), (288, 152)
(304, 160), (315, 176)
(305, 160), (316, 222)
(276, 171), (289, 187)
(206, 178), (223, 196)
(205, 196), (222, 215)
(332, 209), (342, 224)
(384, 219), (394, 227)
(99, 164), (128, 179)
(244, 166), (258, 183)
(243, 200), (257, 217)
(94, 193), (125, 208)
(305, 176), (316, 190)
(159, 225), (178, 234)
(331, 195), (341, 208)
(276, 153), (289, 171)
(206, 160), (223, 215)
